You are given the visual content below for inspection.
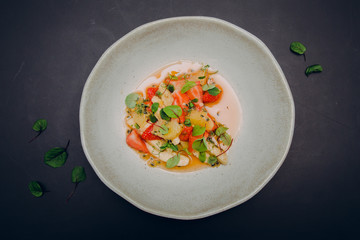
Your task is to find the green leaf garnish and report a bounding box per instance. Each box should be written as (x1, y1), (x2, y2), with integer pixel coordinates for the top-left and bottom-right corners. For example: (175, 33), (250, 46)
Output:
(184, 148), (191, 155)
(201, 65), (210, 71)
(208, 156), (218, 166)
(305, 64), (323, 76)
(192, 137), (207, 152)
(168, 74), (178, 80)
(220, 132), (232, 146)
(184, 119), (191, 127)
(215, 126), (229, 136)
(44, 140), (70, 168)
(198, 76), (206, 79)
(67, 166), (86, 202)
(151, 102), (159, 113)
(181, 81), (196, 94)
(125, 93), (140, 109)
(149, 114), (158, 123)
(199, 152), (206, 162)
(166, 154), (180, 168)
(159, 125), (169, 135)
(191, 98), (199, 103)
(28, 181), (43, 197)
(134, 123), (140, 129)
(160, 109), (171, 121)
(167, 84), (175, 93)
(192, 125), (206, 136)
(156, 91), (162, 96)
(169, 143), (178, 151)
(163, 105), (182, 118)
(290, 41), (306, 55)
(207, 87), (221, 96)
(29, 119), (47, 143)
(202, 84), (216, 91)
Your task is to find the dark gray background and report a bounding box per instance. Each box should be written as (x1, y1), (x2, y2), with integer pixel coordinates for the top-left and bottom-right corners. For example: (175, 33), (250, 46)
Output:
(1, 0), (359, 239)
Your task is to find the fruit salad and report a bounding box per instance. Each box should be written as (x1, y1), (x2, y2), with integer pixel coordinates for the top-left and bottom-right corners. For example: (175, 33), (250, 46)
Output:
(125, 63), (234, 171)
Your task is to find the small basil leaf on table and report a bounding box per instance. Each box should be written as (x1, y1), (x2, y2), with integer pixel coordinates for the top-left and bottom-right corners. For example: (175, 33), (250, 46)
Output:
(290, 41), (307, 55)
(44, 140), (70, 168)
(29, 119), (47, 143)
(67, 166), (86, 202)
(28, 181), (43, 197)
(305, 64), (323, 76)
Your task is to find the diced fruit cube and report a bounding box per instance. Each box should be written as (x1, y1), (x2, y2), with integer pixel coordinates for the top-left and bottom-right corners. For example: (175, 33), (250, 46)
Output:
(179, 126), (193, 141)
(146, 87), (158, 101)
(187, 109), (215, 131)
(141, 124), (162, 140)
(152, 119), (181, 140)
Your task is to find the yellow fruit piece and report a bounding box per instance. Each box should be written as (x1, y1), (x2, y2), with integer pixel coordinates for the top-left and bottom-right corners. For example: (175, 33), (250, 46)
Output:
(152, 119), (181, 140)
(131, 111), (147, 129)
(187, 109), (214, 131)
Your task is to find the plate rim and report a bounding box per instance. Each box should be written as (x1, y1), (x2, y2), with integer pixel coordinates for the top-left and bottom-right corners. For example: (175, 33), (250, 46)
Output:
(79, 16), (295, 220)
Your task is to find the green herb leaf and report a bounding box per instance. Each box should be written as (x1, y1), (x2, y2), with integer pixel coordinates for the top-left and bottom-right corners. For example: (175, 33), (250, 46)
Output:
(202, 84), (216, 91)
(208, 87), (221, 96)
(71, 166), (86, 183)
(199, 152), (206, 162)
(189, 102), (194, 108)
(134, 123), (140, 129)
(163, 105), (182, 118)
(151, 102), (159, 113)
(191, 98), (199, 103)
(169, 74), (178, 80)
(181, 81), (197, 94)
(67, 166), (86, 202)
(184, 119), (191, 127)
(29, 119), (48, 143)
(290, 41), (307, 55)
(160, 109), (171, 121)
(125, 93), (140, 109)
(149, 114), (158, 123)
(208, 156), (218, 166)
(305, 64), (323, 76)
(184, 148), (191, 155)
(198, 76), (206, 79)
(192, 125), (206, 136)
(192, 137), (207, 152)
(28, 181), (43, 197)
(32, 119), (47, 132)
(156, 91), (162, 96)
(159, 125), (169, 135)
(167, 84), (175, 93)
(166, 154), (180, 168)
(215, 126), (229, 136)
(219, 132), (232, 146)
(169, 143), (178, 152)
(44, 140), (70, 168)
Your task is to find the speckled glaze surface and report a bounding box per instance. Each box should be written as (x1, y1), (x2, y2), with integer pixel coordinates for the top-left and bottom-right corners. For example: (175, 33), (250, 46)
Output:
(79, 16), (295, 219)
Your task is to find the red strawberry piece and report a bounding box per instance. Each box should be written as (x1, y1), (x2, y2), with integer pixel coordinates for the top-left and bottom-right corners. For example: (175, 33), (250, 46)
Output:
(179, 126), (193, 141)
(126, 130), (149, 153)
(203, 91), (221, 103)
(146, 87), (158, 101)
(141, 124), (162, 140)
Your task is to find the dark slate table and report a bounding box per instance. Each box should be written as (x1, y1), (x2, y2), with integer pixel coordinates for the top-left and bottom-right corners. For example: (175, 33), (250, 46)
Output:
(1, 0), (359, 239)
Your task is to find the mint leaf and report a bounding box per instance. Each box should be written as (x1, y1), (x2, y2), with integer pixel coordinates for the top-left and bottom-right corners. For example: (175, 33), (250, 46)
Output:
(125, 93), (140, 109)
(215, 126), (229, 136)
(192, 125), (206, 136)
(192, 138), (207, 152)
(199, 152), (206, 162)
(181, 81), (196, 94)
(163, 105), (182, 118)
(67, 166), (86, 202)
(149, 114), (158, 123)
(151, 102), (159, 113)
(305, 64), (323, 76)
(71, 166), (86, 183)
(202, 84), (216, 91)
(220, 132), (232, 146)
(167, 84), (175, 93)
(208, 87), (221, 96)
(208, 156), (218, 166)
(184, 119), (191, 127)
(29, 119), (47, 143)
(44, 140), (70, 168)
(290, 41), (306, 55)
(160, 109), (170, 121)
(28, 181), (43, 197)
(198, 76), (206, 79)
(166, 154), (180, 168)
(159, 125), (169, 135)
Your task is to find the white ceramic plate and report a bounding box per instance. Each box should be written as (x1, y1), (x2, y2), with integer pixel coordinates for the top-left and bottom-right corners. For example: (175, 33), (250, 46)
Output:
(80, 16), (295, 219)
